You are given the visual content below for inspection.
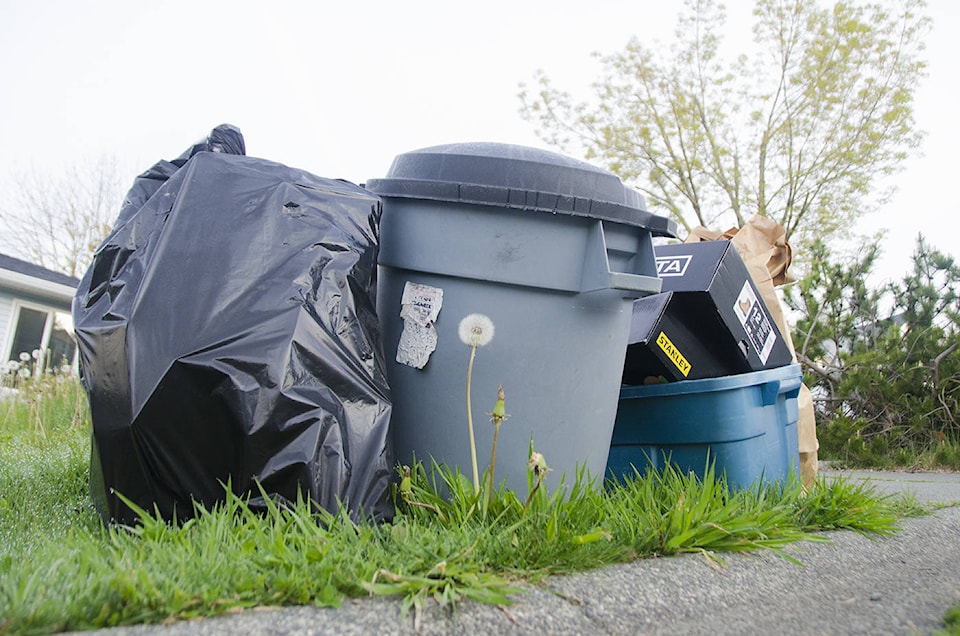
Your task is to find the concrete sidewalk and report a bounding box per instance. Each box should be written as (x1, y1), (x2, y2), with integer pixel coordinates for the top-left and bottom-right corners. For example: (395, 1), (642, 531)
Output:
(79, 469), (960, 636)
(820, 466), (960, 505)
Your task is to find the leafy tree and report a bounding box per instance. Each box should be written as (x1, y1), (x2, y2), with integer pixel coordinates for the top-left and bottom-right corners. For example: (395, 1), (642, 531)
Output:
(784, 236), (960, 465)
(519, 0), (929, 246)
(0, 155), (123, 278)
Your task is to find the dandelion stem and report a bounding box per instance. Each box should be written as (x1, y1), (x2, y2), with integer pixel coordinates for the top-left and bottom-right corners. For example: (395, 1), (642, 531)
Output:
(523, 479), (541, 511)
(465, 345), (480, 494)
(487, 420), (500, 505)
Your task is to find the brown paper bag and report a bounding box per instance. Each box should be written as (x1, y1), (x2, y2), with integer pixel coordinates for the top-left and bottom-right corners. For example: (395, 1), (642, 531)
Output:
(686, 215), (819, 487)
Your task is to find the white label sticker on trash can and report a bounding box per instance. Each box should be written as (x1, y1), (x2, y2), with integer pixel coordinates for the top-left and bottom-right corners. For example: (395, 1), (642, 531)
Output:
(733, 280), (776, 364)
(396, 282), (444, 369)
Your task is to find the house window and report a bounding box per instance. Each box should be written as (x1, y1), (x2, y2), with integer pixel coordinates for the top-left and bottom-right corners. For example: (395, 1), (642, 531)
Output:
(5, 302), (77, 374)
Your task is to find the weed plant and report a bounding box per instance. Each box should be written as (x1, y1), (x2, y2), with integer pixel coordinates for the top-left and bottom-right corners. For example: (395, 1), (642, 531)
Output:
(0, 380), (923, 634)
(939, 602), (960, 636)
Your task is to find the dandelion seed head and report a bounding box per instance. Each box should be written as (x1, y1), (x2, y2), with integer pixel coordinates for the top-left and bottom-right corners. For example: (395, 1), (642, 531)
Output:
(528, 451), (549, 478)
(458, 313), (495, 348)
(19, 352), (30, 362)
(31, 349), (41, 360)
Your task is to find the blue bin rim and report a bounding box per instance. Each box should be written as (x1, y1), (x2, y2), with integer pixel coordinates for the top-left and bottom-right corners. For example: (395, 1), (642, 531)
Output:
(620, 364), (802, 399)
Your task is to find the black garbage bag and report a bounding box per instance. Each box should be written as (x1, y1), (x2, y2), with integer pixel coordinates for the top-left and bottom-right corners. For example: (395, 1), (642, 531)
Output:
(73, 126), (394, 525)
(111, 123), (247, 229)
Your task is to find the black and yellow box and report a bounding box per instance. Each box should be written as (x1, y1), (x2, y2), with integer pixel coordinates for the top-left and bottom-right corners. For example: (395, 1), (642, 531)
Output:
(622, 241), (793, 384)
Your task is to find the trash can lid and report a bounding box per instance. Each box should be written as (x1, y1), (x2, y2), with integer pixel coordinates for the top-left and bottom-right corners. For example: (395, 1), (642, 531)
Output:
(365, 142), (677, 237)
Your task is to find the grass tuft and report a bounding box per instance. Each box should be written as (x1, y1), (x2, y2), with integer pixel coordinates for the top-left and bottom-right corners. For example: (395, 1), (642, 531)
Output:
(0, 380), (922, 634)
(938, 602), (960, 636)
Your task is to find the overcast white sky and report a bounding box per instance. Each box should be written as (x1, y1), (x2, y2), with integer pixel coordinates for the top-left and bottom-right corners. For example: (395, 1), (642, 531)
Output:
(1, 0), (955, 284)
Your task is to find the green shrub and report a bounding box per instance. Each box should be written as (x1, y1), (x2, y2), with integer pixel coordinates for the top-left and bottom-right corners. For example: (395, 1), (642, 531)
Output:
(785, 235), (960, 467)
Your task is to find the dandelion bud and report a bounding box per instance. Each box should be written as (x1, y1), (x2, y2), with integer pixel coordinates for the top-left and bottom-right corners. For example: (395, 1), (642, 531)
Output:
(400, 465), (412, 500)
(491, 384), (506, 425)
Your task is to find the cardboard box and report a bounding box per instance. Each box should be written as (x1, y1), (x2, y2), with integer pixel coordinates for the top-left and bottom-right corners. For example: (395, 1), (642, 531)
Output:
(622, 241), (793, 384)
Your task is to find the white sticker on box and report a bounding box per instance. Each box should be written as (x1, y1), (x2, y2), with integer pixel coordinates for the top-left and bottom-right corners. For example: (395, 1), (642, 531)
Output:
(396, 282), (444, 369)
(655, 254), (693, 277)
(733, 280), (777, 364)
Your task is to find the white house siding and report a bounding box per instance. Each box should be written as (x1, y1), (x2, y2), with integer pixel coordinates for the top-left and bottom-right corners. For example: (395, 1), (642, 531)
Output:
(0, 291), (12, 358)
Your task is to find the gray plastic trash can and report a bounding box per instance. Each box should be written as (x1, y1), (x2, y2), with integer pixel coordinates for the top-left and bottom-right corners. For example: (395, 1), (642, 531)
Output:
(366, 142), (677, 494)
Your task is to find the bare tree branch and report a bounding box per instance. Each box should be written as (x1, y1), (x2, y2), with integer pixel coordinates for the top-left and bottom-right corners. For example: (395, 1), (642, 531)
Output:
(0, 155), (123, 277)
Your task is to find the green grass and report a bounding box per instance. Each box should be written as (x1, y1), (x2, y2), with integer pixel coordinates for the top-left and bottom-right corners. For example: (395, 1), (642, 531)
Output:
(947, 605), (960, 632)
(937, 603), (960, 636)
(0, 379), (926, 634)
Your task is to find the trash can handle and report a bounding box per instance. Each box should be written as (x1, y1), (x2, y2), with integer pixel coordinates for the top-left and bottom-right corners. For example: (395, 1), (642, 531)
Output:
(580, 221), (662, 296)
(760, 374), (802, 406)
